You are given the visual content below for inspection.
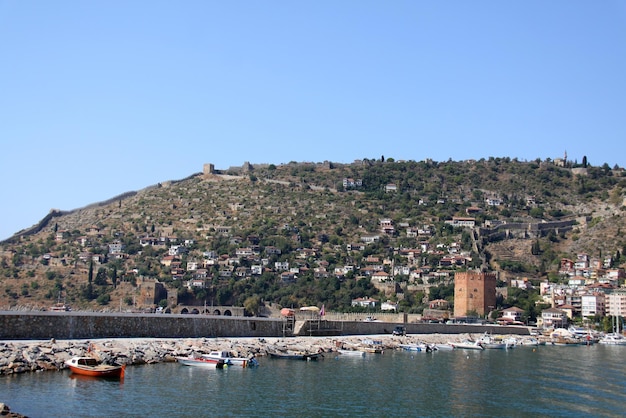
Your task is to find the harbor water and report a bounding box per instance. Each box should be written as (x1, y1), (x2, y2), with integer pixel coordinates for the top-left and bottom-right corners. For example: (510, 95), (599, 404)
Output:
(1, 343), (625, 417)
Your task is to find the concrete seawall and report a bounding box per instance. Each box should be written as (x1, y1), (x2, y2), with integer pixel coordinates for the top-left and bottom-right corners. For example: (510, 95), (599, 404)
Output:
(0, 312), (531, 340)
(317, 320), (531, 336)
(0, 312), (284, 340)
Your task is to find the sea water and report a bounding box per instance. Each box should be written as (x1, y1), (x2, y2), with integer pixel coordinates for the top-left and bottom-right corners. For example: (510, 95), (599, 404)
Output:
(1, 344), (625, 417)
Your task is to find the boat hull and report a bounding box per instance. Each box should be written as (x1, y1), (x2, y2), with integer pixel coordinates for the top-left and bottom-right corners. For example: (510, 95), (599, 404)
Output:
(598, 334), (626, 345)
(176, 356), (227, 368)
(337, 350), (366, 357)
(202, 351), (259, 367)
(269, 352), (323, 361)
(65, 357), (125, 378)
(482, 343), (507, 349)
(399, 344), (424, 352)
(450, 342), (484, 350)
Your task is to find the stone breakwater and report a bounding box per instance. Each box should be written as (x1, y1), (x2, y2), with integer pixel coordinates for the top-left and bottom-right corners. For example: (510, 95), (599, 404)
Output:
(0, 332), (538, 376)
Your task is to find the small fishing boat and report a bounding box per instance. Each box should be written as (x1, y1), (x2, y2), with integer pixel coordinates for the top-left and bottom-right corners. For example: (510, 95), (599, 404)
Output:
(598, 316), (626, 345)
(517, 337), (540, 347)
(598, 333), (626, 345)
(202, 351), (259, 367)
(399, 343), (428, 352)
(337, 349), (366, 357)
(450, 340), (484, 350)
(359, 346), (384, 354)
(65, 357), (125, 378)
(176, 356), (228, 368)
(477, 333), (507, 349)
(268, 352), (323, 361)
(432, 343), (455, 351)
(359, 339), (384, 353)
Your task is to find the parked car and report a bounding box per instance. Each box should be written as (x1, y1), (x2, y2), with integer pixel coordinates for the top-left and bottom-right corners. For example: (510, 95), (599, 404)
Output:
(392, 326), (406, 336)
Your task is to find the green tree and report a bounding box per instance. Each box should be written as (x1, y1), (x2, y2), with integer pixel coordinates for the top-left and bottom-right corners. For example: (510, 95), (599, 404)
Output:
(96, 293), (111, 305)
(94, 267), (108, 286)
(110, 266), (118, 289)
(243, 295), (262, 316)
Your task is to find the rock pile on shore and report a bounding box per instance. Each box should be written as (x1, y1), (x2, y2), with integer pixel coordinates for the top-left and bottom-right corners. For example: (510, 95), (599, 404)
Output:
(0, 403), (27, 418)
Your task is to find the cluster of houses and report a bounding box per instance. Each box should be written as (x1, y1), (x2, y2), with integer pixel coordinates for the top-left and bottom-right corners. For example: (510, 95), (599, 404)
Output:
(499, 253), (626, 328)
(40, 214), (625, 326)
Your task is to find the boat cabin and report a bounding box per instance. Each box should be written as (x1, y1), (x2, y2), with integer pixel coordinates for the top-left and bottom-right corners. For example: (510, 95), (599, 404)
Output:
(69, 357), (99, 367)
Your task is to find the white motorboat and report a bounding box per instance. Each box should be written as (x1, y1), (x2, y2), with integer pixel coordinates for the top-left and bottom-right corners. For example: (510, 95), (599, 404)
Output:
(202, 351), (259, 367)
(450, 340), (484, 350)
(176, 356), (227, 368)
(337, 349), (366, 357)
(598, 333), (626, 345)
(477, 333), (508, 349)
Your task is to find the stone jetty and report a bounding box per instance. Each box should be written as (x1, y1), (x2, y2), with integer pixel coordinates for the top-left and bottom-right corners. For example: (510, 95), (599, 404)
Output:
(0, 332), (539, 376)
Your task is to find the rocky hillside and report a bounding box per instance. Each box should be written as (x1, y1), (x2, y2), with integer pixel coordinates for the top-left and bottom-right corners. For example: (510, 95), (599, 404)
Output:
(1, 157), (625, 313)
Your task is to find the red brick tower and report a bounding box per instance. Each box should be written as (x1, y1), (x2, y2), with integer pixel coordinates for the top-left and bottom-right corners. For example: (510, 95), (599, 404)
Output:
(454, 271), (497, 317)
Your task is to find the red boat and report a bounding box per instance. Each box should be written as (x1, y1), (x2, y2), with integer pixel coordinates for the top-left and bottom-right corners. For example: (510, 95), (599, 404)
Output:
(65, 356), (126, 378)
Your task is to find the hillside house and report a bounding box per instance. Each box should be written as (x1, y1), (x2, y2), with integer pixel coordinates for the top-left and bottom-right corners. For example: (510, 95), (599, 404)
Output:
(280, 271), (296, 284)
(160, 255), (177, 267)
(265, 246), (282, 256)
(605, 290), (626, 317)
(169, 245), (187, 256)
(274, 261), (289, 271)
(343, 178), (362, 188)
(314, 267), (330, 279)
(501, 306), (524, 323)
(380, 219), (395, 235)
(360, 234), (381, 243)
(581, 293), (605, 318)
(429, 299), (450, 309)
(236, 247), (254, 258)
(541, 307), (568, 328)
(445, 217), (476, 228)
(406, 227), (420, 238)
(351, 297), (378, 308)
(186, 279), (206, 289)
(219, 267), (233, 278)
(347, 243), (366, 251)
(108, 241), (124, 254)
(381, 301), (398, 311)
(235, 267), (251, 277)
(371, 271), (390, 282)
(193, 269), (208, 279)
(385, 183), (397, 193)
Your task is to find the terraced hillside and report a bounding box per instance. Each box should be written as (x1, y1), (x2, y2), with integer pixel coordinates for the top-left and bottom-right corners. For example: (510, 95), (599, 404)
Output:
(1, 157), (625, 315)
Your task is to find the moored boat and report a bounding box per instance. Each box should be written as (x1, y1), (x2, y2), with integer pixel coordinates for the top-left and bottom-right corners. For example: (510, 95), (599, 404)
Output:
(550, 336), (581, 346)
(598, 333), (626, 345)
(176, 355), (228, 368)
(398, 344), (428, 352)
(598, 316), (626, 345)
(65, 356), (125, 378)
(337, 349), (366, 357)
(432, 343), (454, 351)
(398, 343), (431, 352)
(517, 337), (541, 347)
(450, 340), (484, 350)
(359, 346), (384, 354)
(202, 351), (259, 367)
(477, 333), (507, 349)
(268, 352), (323, 361)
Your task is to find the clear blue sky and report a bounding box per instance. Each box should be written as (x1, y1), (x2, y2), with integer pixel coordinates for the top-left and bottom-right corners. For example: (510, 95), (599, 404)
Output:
(1, 1), (625, 240)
